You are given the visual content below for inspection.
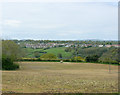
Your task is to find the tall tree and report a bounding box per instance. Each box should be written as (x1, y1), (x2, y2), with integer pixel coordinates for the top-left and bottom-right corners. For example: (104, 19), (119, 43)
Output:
(2, 40), (24, 70)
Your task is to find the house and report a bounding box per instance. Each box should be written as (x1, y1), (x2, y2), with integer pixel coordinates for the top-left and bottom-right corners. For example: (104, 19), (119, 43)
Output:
(98, 45), (103, 47)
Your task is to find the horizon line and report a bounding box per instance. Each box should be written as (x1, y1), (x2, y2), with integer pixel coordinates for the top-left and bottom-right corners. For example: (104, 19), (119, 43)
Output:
(2, 38), (118, 41)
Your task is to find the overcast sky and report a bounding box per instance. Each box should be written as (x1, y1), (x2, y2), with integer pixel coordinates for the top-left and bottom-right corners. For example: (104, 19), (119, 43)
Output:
(1, 2), (118, 40)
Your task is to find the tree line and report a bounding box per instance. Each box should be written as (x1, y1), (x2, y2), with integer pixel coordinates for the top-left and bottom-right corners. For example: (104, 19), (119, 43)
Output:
(12, 39), (118, 45)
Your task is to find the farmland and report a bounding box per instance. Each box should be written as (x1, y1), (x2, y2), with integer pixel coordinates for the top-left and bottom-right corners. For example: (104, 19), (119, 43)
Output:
(2, 62), (118, 93)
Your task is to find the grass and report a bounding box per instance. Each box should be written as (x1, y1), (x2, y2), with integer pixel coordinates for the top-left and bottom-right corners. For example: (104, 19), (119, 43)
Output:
(44, 47), (72, 58)
(2, 62), (118, 93)
(25, 47), (72, 58)
(25, 48), (44, 58)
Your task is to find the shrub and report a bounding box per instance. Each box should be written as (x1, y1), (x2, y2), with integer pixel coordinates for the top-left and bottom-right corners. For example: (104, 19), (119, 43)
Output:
(40, 53), (57, 60)
(71, 56), (85, 62)
(2, 56), (19, 70)
(86, 55), (99, 62)
(20, 58), (39, 61)
(63, 59), (71, 62)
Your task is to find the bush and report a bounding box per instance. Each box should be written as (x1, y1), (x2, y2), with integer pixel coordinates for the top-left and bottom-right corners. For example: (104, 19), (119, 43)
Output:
(71, 56), (85, 62)
(85, 55), (99, 62)
(20, 58), (39, 61)
(40, 53), (57, 60)
(63, 59), (71, 62)
(65, 47), (72, 52)
(2, 56), (19, 70)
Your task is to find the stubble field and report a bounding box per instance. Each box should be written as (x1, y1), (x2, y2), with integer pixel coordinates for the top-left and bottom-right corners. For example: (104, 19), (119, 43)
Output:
(2, 62), (118, 93)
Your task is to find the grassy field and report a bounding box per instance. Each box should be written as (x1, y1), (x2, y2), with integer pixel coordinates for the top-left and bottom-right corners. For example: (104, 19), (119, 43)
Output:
(2, 62), (118, 93)
(44, 47), (72, 58)
(25, 47), (72, 58)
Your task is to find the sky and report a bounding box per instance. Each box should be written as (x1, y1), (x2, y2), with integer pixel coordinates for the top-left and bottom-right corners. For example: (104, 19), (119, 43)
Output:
(1, 1), (118, 40)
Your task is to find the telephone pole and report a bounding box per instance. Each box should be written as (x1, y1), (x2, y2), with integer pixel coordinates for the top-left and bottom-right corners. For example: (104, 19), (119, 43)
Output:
(109, 62), (111, 74)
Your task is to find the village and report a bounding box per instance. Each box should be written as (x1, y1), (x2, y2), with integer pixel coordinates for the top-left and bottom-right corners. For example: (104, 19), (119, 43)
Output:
(22, 42), (120, 49)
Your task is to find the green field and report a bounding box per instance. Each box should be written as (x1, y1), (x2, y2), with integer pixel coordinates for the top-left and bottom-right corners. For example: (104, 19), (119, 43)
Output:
(45, 47), (72, 58)
(2, 62), (118, 93)
(25, 47), (72, 58)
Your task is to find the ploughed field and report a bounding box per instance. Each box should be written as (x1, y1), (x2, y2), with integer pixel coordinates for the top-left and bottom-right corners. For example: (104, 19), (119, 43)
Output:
(2, 62), (118, 93)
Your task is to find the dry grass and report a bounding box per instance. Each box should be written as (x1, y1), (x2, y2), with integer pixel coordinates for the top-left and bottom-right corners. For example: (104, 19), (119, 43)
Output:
(2, 62), (118, 93)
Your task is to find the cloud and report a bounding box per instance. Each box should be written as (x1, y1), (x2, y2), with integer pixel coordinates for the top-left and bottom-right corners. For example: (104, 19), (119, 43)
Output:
(28, 24), (67, 29)
(2, 2), (117, 40)
(57, 30), (84, 36)
(3, 20), (22, 27)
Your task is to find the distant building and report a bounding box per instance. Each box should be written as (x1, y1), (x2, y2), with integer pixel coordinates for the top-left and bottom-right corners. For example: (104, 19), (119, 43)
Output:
(112, 45), (120, 47)
(105, 45), (112, 48)
(98, 45), (103, 47)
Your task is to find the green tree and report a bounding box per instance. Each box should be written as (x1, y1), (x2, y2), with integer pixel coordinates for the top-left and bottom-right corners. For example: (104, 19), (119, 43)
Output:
(2, 40), (23, 61)
(34, 51), (40, 58)
(57, 53), (62, 59)
(2, 40), (24, 70)
(65, 47), (72, 52)
(99, 47), (118, 64)
(85, 55), (99, 62)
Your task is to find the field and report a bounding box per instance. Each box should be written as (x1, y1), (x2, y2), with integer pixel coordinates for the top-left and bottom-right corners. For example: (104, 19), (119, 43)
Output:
(25, 47), (72, 58)
(2, 62), (118, 93)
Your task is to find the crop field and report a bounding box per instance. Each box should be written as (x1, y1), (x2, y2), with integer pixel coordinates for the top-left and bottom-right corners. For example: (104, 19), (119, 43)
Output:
(2, 62), (118, 93)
